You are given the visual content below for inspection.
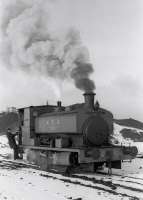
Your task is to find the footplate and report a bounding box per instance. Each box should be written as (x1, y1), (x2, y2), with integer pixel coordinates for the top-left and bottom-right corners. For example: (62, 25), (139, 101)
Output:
(78, 146), (138, 163)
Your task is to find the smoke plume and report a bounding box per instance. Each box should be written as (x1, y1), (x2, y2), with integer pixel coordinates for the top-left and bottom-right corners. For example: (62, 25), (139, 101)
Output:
(1, 0), (95, 93)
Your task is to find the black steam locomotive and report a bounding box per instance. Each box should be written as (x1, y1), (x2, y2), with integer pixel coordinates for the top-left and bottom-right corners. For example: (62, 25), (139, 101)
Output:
(18, 92), (138, 173)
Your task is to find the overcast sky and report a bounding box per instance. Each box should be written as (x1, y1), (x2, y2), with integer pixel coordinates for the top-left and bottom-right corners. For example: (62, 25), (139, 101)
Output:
(0, 0), (143, 121)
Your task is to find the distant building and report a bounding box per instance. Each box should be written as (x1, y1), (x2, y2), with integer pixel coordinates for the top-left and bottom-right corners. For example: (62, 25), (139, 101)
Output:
(6, 107), (17, 113)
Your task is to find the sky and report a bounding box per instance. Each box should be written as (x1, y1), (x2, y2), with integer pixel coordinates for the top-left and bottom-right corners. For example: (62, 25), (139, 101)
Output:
(0, 0), (143, 121)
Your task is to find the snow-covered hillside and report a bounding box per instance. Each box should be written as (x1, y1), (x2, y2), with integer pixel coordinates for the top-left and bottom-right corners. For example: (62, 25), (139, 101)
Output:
(112, 123), (143, 154)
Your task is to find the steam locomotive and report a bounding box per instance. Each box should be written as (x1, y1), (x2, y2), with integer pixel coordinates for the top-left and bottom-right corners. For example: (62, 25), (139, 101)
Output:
(18, 92), (138, 173)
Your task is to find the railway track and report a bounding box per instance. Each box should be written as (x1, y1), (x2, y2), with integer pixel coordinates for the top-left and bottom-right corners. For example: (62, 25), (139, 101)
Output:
(0, 156), (142, 200)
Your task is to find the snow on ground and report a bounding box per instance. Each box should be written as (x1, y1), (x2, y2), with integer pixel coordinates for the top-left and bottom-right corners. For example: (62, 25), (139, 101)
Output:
(0, 128), (143, 200)
(134, 142), (143, 155)
(0, 166), (127, 200)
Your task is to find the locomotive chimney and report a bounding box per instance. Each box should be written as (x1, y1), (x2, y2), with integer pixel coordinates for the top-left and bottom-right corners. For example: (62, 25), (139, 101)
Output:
(57, 101), (62, 107)
(55, 101), (63, 112)
(83, 92), (95, 111)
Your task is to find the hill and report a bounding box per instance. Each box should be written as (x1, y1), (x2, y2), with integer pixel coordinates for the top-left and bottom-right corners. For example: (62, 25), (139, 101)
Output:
(0, 112), (18, 134)
(113, 118), (143, 142)
(114, 118), (143, 130)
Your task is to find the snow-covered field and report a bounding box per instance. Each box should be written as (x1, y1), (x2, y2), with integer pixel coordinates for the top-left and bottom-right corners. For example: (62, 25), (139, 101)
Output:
(0, 123), (142, 200)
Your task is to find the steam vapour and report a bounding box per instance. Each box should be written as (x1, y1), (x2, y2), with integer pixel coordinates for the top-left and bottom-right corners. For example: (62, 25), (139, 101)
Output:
(1, 0), (95, 93)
